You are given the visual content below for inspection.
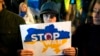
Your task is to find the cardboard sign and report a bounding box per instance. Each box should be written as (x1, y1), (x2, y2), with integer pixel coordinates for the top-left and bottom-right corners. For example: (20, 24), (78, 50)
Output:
(20, 21), (71, 56)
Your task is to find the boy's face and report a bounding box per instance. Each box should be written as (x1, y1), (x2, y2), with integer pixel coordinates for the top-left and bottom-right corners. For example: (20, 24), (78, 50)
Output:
(43, 13), (57, 23)
(92, 2), (100, 25)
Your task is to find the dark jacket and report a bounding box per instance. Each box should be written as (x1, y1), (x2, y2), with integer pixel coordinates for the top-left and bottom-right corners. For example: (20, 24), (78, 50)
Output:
(0, 9), (25, 56)
(72, 24), (100, 56)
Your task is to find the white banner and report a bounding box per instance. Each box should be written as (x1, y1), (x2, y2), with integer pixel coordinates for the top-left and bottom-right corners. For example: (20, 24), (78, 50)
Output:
(20, 21), (71, 56)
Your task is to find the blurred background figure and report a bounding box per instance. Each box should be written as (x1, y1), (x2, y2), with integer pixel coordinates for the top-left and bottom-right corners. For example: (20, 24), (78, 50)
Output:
(19, 2), (36, 24)
(27, 0), (40, 23)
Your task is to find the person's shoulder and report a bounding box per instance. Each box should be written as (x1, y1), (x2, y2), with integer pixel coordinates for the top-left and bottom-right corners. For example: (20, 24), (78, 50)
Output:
(4, 9), (25, 24)
(76, 23), (91, 31)
(78, 23), (91, 28)
(6, 10), (22, 18)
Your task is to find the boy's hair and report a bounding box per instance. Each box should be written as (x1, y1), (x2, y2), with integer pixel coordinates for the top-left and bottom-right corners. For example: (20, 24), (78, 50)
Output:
(40, 1), (60, 22)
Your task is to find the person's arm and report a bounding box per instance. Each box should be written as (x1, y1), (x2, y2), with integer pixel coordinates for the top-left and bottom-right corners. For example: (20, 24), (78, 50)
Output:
(13, 14), (33, 56)
(63, 24), (87, 56)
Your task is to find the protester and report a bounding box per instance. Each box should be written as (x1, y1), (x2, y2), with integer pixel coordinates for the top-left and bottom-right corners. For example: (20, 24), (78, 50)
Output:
(39, 1), (76, 56)
(72, 0), (100, 56)
(0, 0), (33, 56)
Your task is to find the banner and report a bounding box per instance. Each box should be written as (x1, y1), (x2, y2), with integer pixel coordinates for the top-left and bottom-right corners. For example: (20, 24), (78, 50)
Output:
(27, 0), (39, 14)
(20, 21), (71, 56)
